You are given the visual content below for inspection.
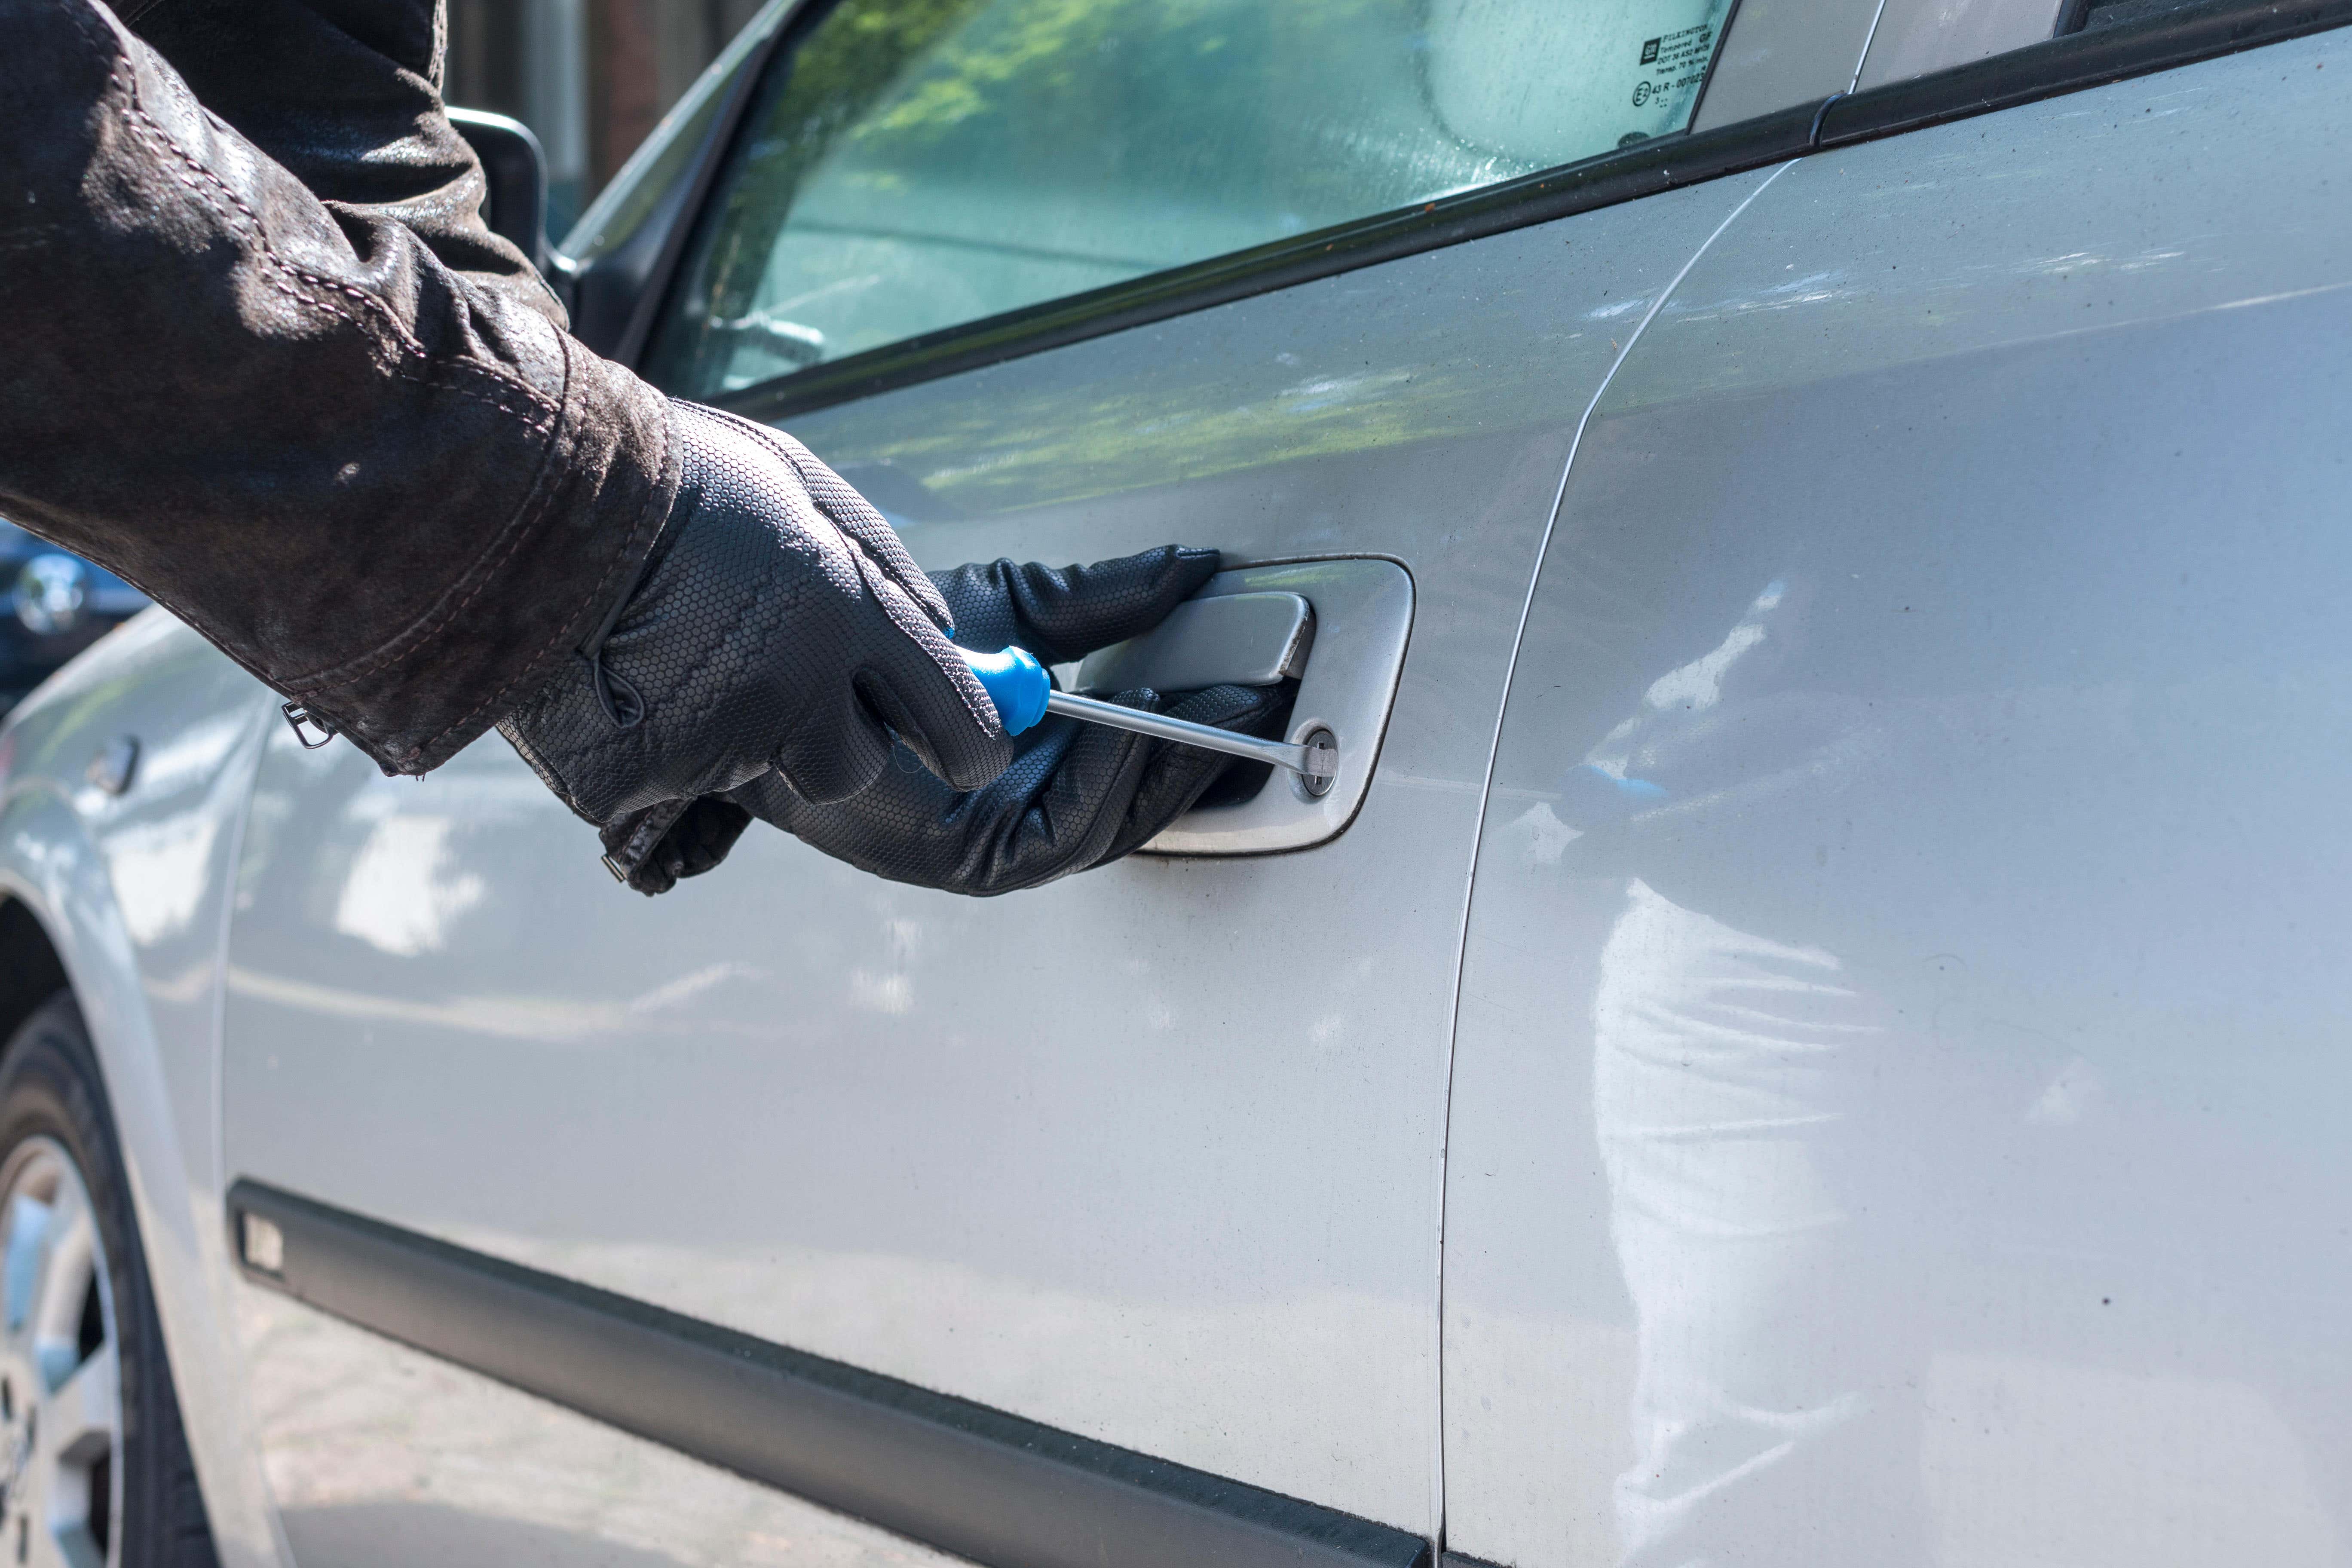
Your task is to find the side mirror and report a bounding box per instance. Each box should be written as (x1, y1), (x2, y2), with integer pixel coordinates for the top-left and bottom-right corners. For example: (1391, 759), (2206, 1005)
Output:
(448, 108), (551, 282)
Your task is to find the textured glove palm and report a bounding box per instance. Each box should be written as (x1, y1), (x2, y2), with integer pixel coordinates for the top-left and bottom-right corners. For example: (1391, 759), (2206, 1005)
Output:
(499, 402), (1011, 873)
(620, 546), (1285, 895)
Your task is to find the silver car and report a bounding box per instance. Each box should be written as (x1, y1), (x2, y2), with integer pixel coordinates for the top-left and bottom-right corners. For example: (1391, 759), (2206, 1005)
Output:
(3, 0), (2349, 1563)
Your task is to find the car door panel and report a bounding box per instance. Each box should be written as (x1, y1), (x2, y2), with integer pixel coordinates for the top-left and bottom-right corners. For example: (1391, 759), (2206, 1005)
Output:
(221, 168), (1779, 1553)
(1443, 29), (2352, 1566)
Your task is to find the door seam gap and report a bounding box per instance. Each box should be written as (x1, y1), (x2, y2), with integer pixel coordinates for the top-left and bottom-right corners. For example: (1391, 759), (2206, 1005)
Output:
(1424, 155), (1796, 1561)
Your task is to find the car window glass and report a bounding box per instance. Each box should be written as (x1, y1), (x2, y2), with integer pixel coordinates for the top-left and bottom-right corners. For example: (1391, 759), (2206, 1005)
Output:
(646, 0), (1735, 399)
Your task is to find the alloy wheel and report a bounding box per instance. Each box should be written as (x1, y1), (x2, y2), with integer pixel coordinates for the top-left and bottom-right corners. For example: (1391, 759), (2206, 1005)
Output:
(0, 1136), (119, 1568)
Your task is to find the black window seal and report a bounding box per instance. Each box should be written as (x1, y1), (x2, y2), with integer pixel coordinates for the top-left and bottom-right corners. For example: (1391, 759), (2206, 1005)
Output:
(2055, 0), (2103, 36)
(1815, 0), (2348, 145)
(226, 1179), (1432, 1568)
(585, 2), (802, 366)
(701, 0), (2352, 426)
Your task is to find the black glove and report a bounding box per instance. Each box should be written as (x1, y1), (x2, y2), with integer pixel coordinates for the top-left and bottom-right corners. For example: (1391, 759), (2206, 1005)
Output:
(720, 680), (1281, 895)
(614, 546), (1285, 895)
(499, 402), (1012, 873)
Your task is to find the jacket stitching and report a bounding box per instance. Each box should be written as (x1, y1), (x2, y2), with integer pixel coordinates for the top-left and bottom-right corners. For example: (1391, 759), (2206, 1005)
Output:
(64, 5), (655, 766)
(282, 334), (582, 702)
(98, 66), (559, 434)
(412, 370), (678, 759)
(127, 91), (557, 415)
(89, 21), (584, 714)
(86, 25), (560, 423)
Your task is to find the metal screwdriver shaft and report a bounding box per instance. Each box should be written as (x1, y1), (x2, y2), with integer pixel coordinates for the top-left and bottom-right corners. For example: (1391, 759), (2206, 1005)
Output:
(1044, 689), (1338, 784)
(960, 643), (1338, 788)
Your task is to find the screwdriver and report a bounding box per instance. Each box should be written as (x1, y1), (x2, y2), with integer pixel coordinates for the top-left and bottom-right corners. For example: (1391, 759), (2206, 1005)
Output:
(962, 646), (1338, 787)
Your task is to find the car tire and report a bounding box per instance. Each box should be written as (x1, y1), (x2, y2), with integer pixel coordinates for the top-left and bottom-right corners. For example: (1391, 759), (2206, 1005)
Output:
(0, 993), (217, 1568)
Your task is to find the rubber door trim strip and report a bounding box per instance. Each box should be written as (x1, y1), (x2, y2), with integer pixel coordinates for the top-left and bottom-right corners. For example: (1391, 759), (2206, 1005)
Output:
(225, 1180), (1430, 1568)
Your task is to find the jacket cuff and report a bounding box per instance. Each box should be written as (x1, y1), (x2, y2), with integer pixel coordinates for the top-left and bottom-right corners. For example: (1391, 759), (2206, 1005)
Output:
(286, 352), (683, 775)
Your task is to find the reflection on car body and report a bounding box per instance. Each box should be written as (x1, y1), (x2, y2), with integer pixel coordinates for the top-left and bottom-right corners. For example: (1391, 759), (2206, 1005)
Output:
(4, 0), (2352, 1563)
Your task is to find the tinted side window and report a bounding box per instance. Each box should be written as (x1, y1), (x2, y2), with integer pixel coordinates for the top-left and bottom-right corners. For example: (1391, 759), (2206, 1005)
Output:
(647, 0), (1735, 399)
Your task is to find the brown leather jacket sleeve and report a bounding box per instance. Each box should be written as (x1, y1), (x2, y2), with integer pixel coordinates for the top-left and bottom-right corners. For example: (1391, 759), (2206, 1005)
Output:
(0, 0), (678, 775)
(123, 0), (566, 331)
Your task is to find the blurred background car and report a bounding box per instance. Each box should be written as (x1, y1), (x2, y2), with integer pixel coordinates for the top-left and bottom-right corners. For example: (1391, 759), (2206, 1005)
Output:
(0, 518), (147, 714)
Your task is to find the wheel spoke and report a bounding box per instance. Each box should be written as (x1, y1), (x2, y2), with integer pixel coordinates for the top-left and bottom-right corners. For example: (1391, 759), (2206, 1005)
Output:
(3, 1191), (51, 1341)
(30, 1179), (88, 1333)
(34, 1179), (83, 1271)
(0, 1140), (117, 1568)
(38, 1343), (113, 1467)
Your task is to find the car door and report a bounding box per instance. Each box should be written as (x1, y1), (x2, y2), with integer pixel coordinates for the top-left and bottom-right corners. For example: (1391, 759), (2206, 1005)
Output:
(1440, 12), (2352, 1568)
(216, 0), (1778, 1562)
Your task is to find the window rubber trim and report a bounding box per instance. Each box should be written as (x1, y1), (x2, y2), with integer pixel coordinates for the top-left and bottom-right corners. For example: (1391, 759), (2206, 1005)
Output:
(1811, 0), (2345, 143)
(591, 0), (809, 365)
(225, 1180), (1433, 1568)
(711, 0), (2352, 425)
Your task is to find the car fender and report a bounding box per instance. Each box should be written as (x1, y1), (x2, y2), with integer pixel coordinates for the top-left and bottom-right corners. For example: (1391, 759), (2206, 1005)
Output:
(0, 612), (289, 1568)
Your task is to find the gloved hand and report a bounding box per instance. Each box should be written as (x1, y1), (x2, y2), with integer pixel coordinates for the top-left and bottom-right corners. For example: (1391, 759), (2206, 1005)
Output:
(499, 402), (1012, 876)
(720, 680), (1282, 895)
(611, 546), (1286, 895)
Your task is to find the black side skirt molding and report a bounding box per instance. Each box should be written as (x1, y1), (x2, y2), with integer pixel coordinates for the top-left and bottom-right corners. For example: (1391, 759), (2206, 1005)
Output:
(226, 1181), (1429, 1568)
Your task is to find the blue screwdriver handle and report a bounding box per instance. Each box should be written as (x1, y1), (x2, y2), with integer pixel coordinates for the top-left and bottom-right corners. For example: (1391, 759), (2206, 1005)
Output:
(960, 645), (1051, 735)
(958, 646), (1338, 785)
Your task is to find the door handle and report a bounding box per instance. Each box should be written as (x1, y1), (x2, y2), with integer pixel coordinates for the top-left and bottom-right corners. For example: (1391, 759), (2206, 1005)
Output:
(968, 560), (1410, 853)
(1080, 559), (1414, 855)
(1075, 591), (1314, 693)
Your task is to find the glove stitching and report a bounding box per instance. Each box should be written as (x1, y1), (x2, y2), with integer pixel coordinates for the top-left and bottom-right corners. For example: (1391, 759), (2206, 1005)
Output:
(855, 553), (1001, 735)
(998, 729), (1149, 894)
(495, 713), (595, 822)
(582, 580), (782, 801)
(1054, 714), (1161, 887)
(702, 407), (949, 626)
(0, 227), (73, 255)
